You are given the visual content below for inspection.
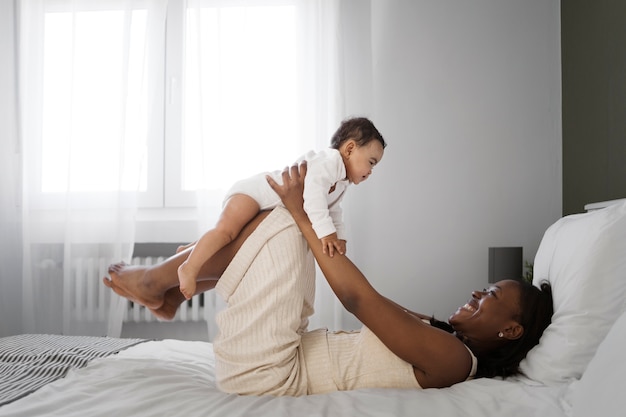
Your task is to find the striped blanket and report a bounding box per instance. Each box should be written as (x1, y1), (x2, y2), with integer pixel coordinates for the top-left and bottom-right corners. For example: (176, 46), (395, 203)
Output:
(0, 334), (146, 406)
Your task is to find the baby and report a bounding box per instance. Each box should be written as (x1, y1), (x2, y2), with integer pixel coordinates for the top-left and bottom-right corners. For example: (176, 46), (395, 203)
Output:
(177, 117), (386, 299)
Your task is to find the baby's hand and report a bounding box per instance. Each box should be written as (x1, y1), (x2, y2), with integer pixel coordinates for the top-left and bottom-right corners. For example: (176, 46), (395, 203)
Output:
(321, 233), (345, 257)
(337, 239), (347, 255)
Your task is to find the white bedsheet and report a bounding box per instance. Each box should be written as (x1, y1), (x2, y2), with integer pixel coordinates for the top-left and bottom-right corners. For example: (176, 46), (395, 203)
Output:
(0, 339), (573, 417)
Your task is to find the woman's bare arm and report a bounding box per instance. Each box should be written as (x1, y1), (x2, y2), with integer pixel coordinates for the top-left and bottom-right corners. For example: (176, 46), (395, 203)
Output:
(383, 296), (436, 321)
(267, 164), (473, 388)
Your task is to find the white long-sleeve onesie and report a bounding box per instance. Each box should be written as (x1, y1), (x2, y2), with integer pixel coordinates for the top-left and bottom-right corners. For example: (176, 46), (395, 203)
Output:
(223, 148), (349, 240)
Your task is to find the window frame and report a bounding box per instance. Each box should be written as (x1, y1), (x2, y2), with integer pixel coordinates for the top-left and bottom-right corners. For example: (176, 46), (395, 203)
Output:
(164, 0), (301, 208)
(29, 0), (303, 212)
(23, 0), (166, 210)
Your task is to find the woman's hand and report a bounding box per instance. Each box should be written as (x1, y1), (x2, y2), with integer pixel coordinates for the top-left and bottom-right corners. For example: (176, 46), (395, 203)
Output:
(266, 162), (308, 216)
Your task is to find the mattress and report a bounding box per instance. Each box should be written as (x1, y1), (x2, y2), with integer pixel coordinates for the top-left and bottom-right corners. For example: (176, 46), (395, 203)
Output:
(0, 337), (572, 417)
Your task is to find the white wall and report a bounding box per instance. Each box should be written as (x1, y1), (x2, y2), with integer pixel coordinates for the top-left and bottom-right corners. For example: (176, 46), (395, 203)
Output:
(340, 0), (562, 328)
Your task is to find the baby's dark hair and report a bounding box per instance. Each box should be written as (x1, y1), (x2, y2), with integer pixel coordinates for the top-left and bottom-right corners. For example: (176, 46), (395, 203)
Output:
(330, 117), (387, 150)
(430, 280), (554, 379)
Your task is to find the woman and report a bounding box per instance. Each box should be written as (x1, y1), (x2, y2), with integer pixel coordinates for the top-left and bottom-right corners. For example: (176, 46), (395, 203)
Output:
(103, 163), (553, 395)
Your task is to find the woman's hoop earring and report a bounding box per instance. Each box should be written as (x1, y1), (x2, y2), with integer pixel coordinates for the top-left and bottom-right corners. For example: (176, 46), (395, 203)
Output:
(498, 332), (504, 338)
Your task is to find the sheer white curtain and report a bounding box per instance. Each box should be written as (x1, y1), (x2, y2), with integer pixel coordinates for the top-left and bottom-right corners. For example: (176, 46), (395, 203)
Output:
(17, 0), (167, 336)
(16, 0), (359, 338)
(0, 0), (22, 338)
(184, 0), (347, 334)
(296, 0), (348, 331)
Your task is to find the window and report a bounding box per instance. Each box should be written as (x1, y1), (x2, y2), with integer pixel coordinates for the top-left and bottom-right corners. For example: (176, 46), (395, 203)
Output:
(168, 0), (306, 207)
(32, 0), (312, 209)
(41, 6), (152, 194)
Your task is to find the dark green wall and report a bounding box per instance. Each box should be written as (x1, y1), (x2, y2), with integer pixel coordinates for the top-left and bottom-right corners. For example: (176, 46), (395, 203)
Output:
(561, 0), (626, 215)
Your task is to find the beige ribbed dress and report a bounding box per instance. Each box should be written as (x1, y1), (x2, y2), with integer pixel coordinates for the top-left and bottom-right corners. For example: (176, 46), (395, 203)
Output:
(213, 207), (473, 396)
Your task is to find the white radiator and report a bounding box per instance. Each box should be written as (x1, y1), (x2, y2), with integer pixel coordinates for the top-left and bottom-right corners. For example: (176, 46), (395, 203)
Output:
(66, 256), (210, 329)
(124, 256), (209, 323)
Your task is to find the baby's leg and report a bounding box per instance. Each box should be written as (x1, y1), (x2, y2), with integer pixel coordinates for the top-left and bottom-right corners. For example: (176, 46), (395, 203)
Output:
(178, 194), (260, 299)
(103, 211), (271, 319)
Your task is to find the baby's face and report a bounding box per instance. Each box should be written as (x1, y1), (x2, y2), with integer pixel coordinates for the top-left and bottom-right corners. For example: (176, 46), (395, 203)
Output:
(344, 140), (384, 184)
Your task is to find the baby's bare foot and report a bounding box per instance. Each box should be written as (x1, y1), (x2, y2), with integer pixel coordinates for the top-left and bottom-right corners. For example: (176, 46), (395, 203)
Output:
(103, 262), (165, 310)
(178, 262), (198, 300)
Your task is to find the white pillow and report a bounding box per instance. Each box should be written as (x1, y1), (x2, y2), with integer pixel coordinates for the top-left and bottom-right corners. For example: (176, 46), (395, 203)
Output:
(573, 311), (626, 417)
(519, 201), (626, 385)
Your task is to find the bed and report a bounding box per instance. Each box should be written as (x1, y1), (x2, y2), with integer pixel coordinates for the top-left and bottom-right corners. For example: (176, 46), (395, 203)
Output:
(1, 200), (625, 417)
